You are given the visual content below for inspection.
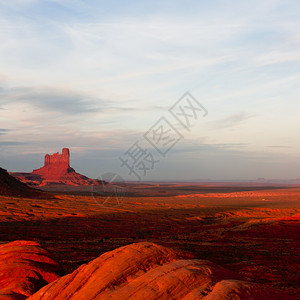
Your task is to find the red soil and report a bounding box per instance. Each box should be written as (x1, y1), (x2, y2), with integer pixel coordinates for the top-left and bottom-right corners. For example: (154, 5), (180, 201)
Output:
(0, 186), (299, 298)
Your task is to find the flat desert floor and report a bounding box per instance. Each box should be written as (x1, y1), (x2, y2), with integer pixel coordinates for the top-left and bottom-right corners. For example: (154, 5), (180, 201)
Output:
(0, 184), (299, 298)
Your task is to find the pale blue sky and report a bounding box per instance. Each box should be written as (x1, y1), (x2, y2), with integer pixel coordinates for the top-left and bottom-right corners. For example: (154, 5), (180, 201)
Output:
(0, 0), (300, 180)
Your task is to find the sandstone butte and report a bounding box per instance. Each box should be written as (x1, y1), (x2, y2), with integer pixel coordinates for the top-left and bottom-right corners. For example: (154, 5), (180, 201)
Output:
(26, 242), (295, 300)
(0, 240), (63, 299)
(11, 148), (100, 186)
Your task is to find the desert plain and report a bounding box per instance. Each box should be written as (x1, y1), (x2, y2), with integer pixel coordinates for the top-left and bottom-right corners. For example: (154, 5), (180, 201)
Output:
(0, 183), (299, 298)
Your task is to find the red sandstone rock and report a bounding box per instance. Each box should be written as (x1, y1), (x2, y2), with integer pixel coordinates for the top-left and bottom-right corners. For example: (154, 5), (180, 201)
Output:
(12, 148), (101, 186)
(32, 148), (75, 181)
(0, 240), (63, 299)
(28, 242), (294, 300)
(183, 280), (295, 299)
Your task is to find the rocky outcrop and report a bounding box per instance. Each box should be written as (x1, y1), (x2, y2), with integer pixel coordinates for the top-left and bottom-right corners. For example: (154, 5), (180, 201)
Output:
(0, 167), (47, 198)
(28, 242), (294, 300)
(0, 240), (63, 299)
(183, 280), (294, 299)
(32, 148), (71, 180)
(11, 148), (101, 186)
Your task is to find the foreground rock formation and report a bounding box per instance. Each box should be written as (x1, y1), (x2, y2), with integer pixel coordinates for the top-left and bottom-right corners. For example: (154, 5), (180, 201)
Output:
(0, 167), (46, 198)
(11, 148), (101, 186)
(28, 242), (294, 300)
(0, 240), (63, 299)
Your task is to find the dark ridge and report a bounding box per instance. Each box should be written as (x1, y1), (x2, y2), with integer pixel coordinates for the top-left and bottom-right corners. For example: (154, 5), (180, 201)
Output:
(0, 167), (49, 198)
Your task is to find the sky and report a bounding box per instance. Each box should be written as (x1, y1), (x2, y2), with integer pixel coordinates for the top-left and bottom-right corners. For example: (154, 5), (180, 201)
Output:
(0, 0), (300, 181)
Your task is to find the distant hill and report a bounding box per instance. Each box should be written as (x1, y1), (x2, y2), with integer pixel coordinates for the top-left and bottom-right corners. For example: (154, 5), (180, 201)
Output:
(0, 167), (47, 198)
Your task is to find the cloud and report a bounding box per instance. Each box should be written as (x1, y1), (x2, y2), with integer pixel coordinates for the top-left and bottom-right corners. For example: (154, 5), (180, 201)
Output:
(0, 83), (164, 116)
(165, 142), (248, 156)
(267, 145), (291, 149)
(0, 0), (299, 179)
(0, 86), (108, 114)
(0, 141), (26, 146)
(210, 113), (254, 129)
(0, 129), (10, 136)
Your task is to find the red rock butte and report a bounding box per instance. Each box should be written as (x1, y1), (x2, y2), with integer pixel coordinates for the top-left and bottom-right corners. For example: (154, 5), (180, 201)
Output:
(12, 148), (100, 186)
(32, 148), (73, 180)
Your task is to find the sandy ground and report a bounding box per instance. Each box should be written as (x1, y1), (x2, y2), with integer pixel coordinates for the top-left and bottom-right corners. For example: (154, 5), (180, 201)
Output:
(0, 185), (299, 297)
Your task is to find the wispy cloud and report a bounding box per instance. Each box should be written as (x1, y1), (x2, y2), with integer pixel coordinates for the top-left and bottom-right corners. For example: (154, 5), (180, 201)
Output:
(0, 86), (107, 114)
(210, 113), (254, 129)
(0, 129), (10, 136)
(267, 145), (291, 149)
(0, 0), (299, 179)
(0, 141), (25, 146)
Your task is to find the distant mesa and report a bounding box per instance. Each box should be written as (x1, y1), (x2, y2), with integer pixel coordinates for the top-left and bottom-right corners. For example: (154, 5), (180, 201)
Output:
(11, 148), (101, 187)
